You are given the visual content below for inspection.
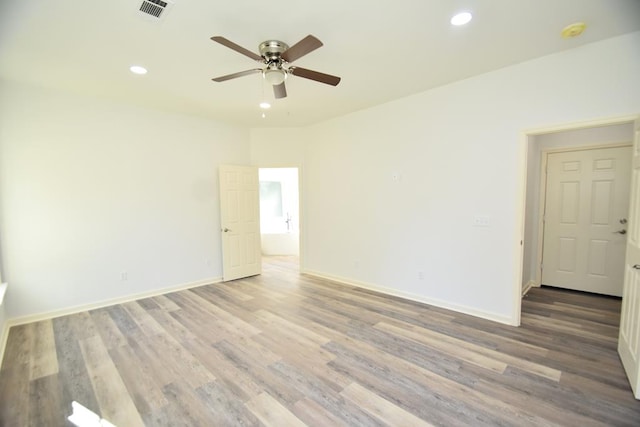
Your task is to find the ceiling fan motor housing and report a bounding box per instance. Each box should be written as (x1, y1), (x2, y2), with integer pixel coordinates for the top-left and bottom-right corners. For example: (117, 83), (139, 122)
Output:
(259, 40), (289, 63)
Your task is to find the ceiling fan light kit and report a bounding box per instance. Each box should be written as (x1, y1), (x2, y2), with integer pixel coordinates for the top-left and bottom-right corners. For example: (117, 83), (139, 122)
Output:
(210, 34), (341, 100)
(263, 68), (287, 86)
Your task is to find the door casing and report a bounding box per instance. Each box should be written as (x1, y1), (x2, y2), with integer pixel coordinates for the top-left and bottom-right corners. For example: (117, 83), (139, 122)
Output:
(514, 115), (638, 326)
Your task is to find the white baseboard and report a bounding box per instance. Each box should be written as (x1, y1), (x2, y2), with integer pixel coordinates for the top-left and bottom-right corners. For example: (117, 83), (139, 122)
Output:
(302, 270), (516, 326)
(522, 280), (537, 296)
(6, 276), (223, 328)
(0, 315), (9, 370)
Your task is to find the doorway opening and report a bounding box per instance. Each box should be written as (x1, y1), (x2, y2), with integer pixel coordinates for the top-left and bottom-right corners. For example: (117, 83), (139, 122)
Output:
(517, 117), (636, 324)
(259, 167), (300, 270)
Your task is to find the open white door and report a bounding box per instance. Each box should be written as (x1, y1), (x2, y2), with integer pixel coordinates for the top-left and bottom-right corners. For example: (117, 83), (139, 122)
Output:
(219, 165), (261, 281)
(619, 118), (640, 399)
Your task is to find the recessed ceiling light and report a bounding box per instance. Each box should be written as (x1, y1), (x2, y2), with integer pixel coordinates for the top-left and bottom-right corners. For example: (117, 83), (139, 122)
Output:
(129, 65), (148, 75)
(259, 102), (271, 109)
(451, 12), (472, 26)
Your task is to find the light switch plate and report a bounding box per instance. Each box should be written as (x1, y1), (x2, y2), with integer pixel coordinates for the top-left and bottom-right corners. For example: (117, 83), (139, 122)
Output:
(473, 216), (490, 227)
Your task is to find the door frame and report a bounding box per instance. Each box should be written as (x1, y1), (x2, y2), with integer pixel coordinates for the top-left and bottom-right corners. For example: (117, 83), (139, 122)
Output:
(256, 163), (304, 270)
(513, 114), (638, 326)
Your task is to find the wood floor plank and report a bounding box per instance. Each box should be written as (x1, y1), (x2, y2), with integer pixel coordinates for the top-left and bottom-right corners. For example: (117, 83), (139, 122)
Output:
(172, 290), (260, 337)
(325, 339), (558, 426)
(244, 392), (307, 427)
(1, 257), (639, 426)
(292, 397), (348, 427)
(374, 320), (509, 375)
(30, 320), (59, 380)
(213, 339), (303, 406)
(375, 320), (562, 381)
(0, 353), (31, 425)
(108, 343), (169, 414)
(341, 381), (435, 427)
(466, 366), (606, 427)
(252, 309), (331, 346)
(78, 335), (146, 427)
(151, 294), (181, 312)
(1, 323), (34, 368)
(122, 300), (167, 337)
(141, 327), (217, 390)
(194, 380), (261, 426)
(90, 308), (129, 350)
(160, 381), (218, 426)
(181, 337), (265, 401)
(269, 360), (385, 426)
(52, 315), (100, 419)
(145, 306), (199, 342)
(28, 373), (66, 427)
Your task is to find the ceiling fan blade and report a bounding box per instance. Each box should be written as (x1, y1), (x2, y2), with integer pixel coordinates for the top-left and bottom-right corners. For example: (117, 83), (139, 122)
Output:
(281, 35), (323, 63)
(273, 82), (287, 99)
(212, 69), (262, 82)
(211, 36), (262, 62)
(290, 67), (341, 86)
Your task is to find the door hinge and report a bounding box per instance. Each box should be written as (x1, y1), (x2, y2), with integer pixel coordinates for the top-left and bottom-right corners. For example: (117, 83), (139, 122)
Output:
(540, 263), (544, 271)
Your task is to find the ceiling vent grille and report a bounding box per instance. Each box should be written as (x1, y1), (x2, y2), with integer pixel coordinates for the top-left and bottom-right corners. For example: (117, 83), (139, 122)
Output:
(138, 0), (173, 21)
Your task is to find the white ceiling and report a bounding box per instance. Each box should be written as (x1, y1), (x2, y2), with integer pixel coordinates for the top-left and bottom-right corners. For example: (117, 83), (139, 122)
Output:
(1, 0), (639, 128)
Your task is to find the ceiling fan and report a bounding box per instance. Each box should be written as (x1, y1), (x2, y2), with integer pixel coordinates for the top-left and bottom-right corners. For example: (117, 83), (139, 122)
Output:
(210, 35), (341, 99)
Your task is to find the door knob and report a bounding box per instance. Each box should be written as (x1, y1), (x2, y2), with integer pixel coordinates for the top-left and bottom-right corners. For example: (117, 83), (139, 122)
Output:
(634, 265), (640, 270)
(222, 228), (231, 232)
(615, 229), (627, 235)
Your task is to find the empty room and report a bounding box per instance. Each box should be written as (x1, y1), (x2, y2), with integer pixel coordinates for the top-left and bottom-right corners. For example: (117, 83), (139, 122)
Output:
(1, 0), (640, 425)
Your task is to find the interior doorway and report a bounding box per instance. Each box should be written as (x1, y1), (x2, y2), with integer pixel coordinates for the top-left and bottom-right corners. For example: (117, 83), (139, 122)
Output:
(519, 119), (635, 314)
(258, 167), (300, 267)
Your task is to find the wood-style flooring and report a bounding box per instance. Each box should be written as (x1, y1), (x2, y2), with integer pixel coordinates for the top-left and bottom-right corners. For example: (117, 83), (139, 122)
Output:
(1, 256), (639, 426)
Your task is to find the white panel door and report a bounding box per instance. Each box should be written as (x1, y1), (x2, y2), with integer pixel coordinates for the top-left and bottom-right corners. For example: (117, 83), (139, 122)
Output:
(619, 118), (640, 399)
(219, 165), (261, 281)
(542, 146), (631, 296)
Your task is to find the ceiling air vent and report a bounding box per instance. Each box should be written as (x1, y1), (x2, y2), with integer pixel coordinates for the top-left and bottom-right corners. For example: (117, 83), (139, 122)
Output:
(138, 0), (173, 21)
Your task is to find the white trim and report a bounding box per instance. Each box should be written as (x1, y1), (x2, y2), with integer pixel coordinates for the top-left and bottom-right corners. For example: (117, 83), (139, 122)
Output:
(541, 141), (632, 154)
(535, 143), (548, 294)
(0, 283), (7, 306)
(303, 270), (516, 326)
(513, 131), (529, 326)
(0, 313), (9, 370)
(5, 276), (222, 327)
(522, 115), (640, 136)
(522, 280), (537, 296)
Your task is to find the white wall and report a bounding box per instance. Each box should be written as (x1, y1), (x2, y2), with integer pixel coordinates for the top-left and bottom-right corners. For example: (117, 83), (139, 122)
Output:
(250, 128), (306, 167)
(298, 32), (640, 324)
(522, 123), (634, 291)
(0, 80), (250, 320)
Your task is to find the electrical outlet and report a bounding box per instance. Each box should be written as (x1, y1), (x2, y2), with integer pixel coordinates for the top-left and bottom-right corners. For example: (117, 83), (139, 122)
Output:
(121, 271), (128, 281)
(418, 271), (424, 280)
